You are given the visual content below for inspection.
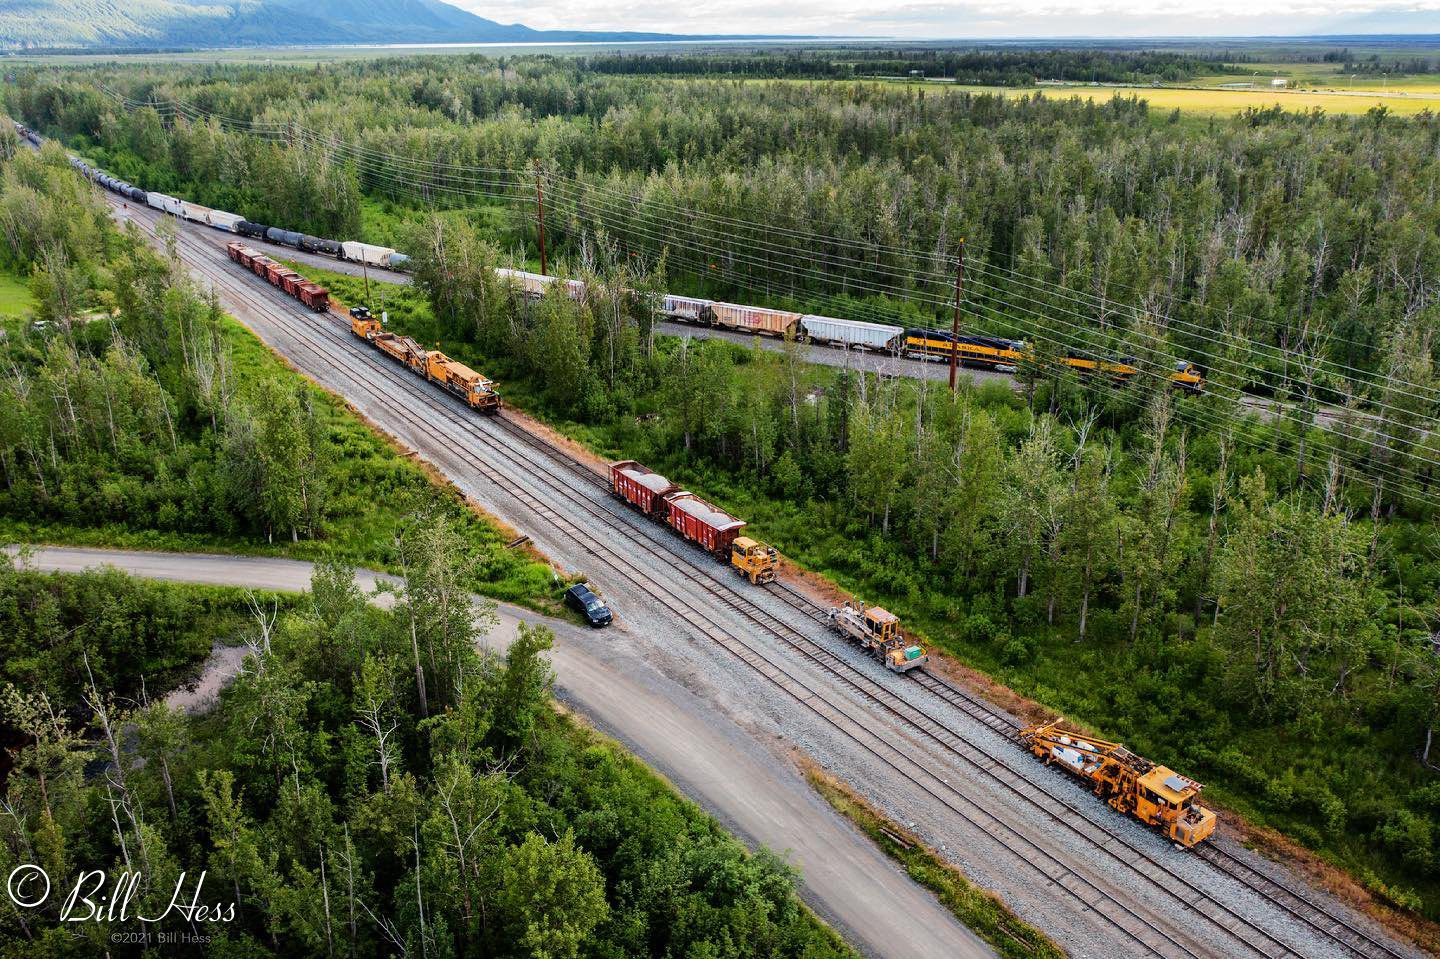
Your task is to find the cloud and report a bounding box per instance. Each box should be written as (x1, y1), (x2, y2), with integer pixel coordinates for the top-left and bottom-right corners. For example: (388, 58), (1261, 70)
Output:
(450, 0), (1440, 37)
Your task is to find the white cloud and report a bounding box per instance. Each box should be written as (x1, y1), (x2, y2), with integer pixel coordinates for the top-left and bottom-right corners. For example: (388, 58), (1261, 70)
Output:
(449, 0), (1440, 38)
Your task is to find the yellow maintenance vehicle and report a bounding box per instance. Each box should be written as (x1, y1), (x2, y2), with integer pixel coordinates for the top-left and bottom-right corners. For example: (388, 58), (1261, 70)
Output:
(730, 536), (779, 584)
(827, 601), (927, 673)
(350, 305), (381, 339)
(1020, 720), (1217, 847)
(424, 350), (502, 413)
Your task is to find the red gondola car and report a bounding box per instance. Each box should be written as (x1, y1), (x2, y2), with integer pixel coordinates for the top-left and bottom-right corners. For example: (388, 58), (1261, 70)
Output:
(610, 460), (681, 517)
(664, 492), (746, 558)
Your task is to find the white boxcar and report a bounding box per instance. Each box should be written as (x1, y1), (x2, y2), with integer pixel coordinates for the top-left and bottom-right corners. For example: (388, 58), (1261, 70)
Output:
(709, 303), (802, 336)
(496, 268), (556, 298)
(662, 295), (713, 321)
(563, 278), (586, 301)
(340, 241), (397, 267)
(145, 192), (183, 216)
(800, 315), (903, 351)
(181, 201), (212, 223)
(206, 210), (244, 232)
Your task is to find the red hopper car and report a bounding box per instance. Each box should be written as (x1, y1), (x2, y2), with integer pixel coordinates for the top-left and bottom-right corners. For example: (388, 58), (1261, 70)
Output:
(226, 242), (329, 313)
(610, 460), (681, 517)
(665, 492), (746, 558)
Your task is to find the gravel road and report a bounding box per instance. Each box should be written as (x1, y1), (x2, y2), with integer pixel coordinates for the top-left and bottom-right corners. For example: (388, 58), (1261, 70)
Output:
(104, 198), (1423, 959)
(6, 544), (992, 959)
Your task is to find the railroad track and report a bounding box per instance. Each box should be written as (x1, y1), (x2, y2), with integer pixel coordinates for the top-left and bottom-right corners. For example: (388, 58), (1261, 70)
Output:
(484, 414), (1414, 959)
(765, 585), (1413, 959)
(113, 198), (1416, 959)
(137, 209), (1217, 959)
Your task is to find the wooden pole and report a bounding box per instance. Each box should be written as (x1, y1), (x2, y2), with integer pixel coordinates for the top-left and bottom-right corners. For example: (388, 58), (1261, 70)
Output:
(362, 257), (372, 311)
(534, 159), (548, 277)
(949, 238), (965, 394)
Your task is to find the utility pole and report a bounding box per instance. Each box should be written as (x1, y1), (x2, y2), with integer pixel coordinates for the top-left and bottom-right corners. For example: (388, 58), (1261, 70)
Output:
(949, 238), (965, 394)
(362, 257), (372, 311)
(534, 159), (548, 277)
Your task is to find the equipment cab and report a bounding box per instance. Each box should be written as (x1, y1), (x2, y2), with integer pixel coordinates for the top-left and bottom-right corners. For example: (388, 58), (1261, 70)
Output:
(730, 536), (779, 584)
(350, 305), (381, 339)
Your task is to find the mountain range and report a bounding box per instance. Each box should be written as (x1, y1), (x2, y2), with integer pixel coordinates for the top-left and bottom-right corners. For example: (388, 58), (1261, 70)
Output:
(0, 0), (716, 50)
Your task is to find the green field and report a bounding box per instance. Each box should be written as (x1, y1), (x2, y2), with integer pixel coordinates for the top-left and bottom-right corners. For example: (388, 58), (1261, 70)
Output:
(954, 81), (1440, 115)
(0, 268), (33, 317)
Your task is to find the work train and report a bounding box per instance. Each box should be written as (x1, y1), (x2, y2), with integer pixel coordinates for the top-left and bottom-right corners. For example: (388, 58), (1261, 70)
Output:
(223, 240), (503, 412)
(348, 305), (500, 412)
(609, 459), (929, 673)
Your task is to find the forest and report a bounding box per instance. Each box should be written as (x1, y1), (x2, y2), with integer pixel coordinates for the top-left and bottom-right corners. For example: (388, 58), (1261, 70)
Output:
(7, 51), (1440, 922)
(0, 128), (854, 957)
(577, 47), (1233, 84)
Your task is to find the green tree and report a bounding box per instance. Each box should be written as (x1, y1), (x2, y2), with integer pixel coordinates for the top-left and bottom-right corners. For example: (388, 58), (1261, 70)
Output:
(493, 831), (608, 959)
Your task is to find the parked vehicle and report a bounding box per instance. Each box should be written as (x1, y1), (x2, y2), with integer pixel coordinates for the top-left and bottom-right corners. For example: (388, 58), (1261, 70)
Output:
(565, 583), (613, 627)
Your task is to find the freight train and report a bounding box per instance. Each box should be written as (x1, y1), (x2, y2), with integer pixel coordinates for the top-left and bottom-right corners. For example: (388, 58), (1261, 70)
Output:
(23, 120), (1203, 395)
(608, 459), (928, 672)
(21, 124), (413, 272)
(494, 268), (1206, 392)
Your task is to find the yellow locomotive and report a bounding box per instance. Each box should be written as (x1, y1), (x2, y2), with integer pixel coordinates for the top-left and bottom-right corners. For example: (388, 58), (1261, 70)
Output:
(902, 329), (1204, 392)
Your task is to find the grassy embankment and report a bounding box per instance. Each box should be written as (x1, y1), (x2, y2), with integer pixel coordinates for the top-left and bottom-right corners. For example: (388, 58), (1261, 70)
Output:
(801, 758), (1065, 959)
(293, 259), (1440, 931)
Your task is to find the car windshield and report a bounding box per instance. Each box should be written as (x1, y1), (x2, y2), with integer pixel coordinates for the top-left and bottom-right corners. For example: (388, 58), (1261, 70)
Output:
(585, 601), (603, 612)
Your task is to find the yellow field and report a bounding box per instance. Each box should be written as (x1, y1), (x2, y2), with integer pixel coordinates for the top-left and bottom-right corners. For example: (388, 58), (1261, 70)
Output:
(957, 82), (1440, 116)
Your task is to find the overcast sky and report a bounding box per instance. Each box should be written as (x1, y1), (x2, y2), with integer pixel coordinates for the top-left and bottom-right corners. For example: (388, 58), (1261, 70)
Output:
(450, 0), (1440, 39)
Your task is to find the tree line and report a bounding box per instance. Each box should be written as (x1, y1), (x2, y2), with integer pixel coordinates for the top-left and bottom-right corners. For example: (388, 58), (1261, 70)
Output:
(0, 119), (851, 958)
(0, 547), (848, 957)
(9, 57), (1440, 458)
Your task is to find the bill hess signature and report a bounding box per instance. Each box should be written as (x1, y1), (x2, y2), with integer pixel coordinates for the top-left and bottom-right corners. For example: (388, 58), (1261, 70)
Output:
(8, 865), (236, 923)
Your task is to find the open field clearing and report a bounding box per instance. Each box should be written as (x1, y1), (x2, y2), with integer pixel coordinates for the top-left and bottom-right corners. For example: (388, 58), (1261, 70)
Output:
(961, 81), (1440, 114)
(0, 268), (32, 317)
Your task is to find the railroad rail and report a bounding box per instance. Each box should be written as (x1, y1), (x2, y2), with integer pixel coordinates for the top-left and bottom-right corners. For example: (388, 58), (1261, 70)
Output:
(131, 208), (1198, 957)
(109, 195), (1416, 959)
(767, 582), (1413, 959)
(480, 395), (1413, 959)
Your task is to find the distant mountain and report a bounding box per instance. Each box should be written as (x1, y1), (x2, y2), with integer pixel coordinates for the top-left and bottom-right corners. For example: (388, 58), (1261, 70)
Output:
(0, 0), (723, 50)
